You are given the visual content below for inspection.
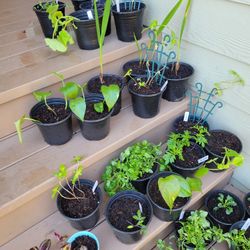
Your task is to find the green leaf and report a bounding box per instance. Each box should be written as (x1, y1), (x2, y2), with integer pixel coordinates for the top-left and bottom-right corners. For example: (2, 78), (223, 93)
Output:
(51, 185), (60, 199)
(127, 225), (134, 229)
(72, 166), (83, 185)
(57, 29), (74, 46)
(174, 175), (192, 198)
(54, 164), (67, 180)
(45, 38), (67, 52)
(186, 177), (202, 192)
(15, 115), (26, 144)
(71, 155), (83, 163)
(100, 0), (111, 45)
(231, 155), (244, 167)
(59, 82), (79, 99)
(158, 175), (180, 210)
(33, 91), (52, 102)
(69, 97), (86, 121)
(94, 102), (104, 113)
(101, 84), (120, 111)
(194, 167), (209, 178)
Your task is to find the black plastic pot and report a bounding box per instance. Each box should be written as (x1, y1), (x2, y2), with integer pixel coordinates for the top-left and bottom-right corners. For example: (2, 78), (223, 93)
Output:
(87, 74), (125, 116)
(79, 0), (111, 36)
(205, 190), (246, 232)
(162, 62), (194, 102)
(70, 9), (103, 50)
(105, 190), (152, 244)
(71, 0), (88, 11)
(146, 172), (190, 221)
(57, 179), (102, 230)
(244, 193), (250, 218)
(128, 81), (163, 118)
(131, 164), (158, 194)
(30, 98), (72, 145)
(171, 143), (206, 177)
(112, 2), (146, 42)
(79, 95), (112, 140)
(33, 2), (65, 38)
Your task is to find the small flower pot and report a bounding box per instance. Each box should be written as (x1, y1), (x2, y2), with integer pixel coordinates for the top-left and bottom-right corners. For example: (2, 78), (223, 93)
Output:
(80, 0), (111, 36)
(128, 80), (164, 118)
(112, 2), (146, 42)
(30, 98), (72, 145)
(105, 190), (152, 244)
(244, 192), (250, 218)
(70, 9), (103, 50)
(57, 179), (102, 230)
(67, 231), (100, 250)
(147, 171), (190, 221)
(71, 0), (88, 11)
(170, 142), (206, 177)
(87, 74), (125, 116)
(162, 62), (194, 102)
(79, 94), (113, 140)
(33, 1), (66, 38)
(205, 189), (245, 232)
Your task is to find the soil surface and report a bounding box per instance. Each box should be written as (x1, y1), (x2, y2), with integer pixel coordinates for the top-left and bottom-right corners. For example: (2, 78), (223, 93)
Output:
(32, 104), (70, 124)
(164, 63), (192, 80)
(71, 235), (97, 250)
(60, 184), (99, 218)
(206, 131), (242, 156)
(108, 197), (150, 232)
(174, 118), (208, 134)
(148, 177), (189, 209)
(173, 144), (204, 169)
(84, 102), (110, 120)
(124, 61), (158, 77)
(129, 79), (161, 95)
(207, 193), (243, 224)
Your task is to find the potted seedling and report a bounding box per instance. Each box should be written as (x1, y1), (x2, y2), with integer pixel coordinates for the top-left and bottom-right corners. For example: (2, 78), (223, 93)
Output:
(33, 0), (66, 38)
(53, 156), (102, 230)
(87, 0), (124, 116)
(146, 171), (202, 221)
(105, 190), (152, 244)
(112, 0), (146, 42)
(102, 140), (162, 195)
(160, 125), (209, 177)
(205, 190), (245, 232)
(244, 193), (250, 217)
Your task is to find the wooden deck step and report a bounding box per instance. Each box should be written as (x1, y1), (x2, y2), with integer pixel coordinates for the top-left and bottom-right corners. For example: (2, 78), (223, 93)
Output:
(2, 169), (234, 250)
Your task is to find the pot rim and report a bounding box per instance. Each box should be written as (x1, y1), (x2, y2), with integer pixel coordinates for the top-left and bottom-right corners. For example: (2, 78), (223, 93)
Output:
(112, 2), (146, 14)
(164, 62), (194, 81)
(70, 9), (103, 22)
(33, 1), (65, 13)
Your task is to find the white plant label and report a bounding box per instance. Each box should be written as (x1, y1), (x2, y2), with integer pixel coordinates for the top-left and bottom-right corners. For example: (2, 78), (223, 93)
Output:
(139, 202), (143, 213)
(92, 180), (98, 193)
(179, 210), (185, 220)
(161, 80), (168, 92)
(198, 155), (209, 164)
(183, 112), (189, 122)
(116, 0), (120, 12)
(56, 0), (58, 3)
(87, 10), (94, 20)
(241, 218), (250, 230)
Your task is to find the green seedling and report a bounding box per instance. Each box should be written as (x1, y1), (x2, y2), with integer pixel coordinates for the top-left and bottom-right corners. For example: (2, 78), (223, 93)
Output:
(213, 193), (237, 215)
(156, 240), (174, 250)
(36, 0), (58, 11)
(127, 209), (147, 235)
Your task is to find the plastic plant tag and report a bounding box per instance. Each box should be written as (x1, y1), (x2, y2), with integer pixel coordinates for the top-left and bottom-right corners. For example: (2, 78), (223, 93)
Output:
(87, 10), (94, 20)
(139, 202), (143, 213)
(92, 180), (98, 193)
(179, 210), (185, 220)
(161, 80), (169, 92)
(241, 218), (250, 230)
(183, 112), (189, 122)
(56, 0), (58, 3)
(116, 0), (120, 12)
(198, 155), (209, 164)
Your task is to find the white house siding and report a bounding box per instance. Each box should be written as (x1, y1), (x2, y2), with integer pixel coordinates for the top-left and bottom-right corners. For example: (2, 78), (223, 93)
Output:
(143, 0), (250, 191)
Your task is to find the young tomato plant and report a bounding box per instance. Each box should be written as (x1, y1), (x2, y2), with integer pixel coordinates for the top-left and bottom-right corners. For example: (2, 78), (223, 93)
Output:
(213, 193), (237, 215)
(127, 209), (147, 235)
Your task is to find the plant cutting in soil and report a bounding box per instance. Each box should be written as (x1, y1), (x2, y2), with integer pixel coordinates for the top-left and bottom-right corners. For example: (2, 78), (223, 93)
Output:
(127, 209), (147, 235)
(213, 193), (237, 215)
(102, 140), (162, 196)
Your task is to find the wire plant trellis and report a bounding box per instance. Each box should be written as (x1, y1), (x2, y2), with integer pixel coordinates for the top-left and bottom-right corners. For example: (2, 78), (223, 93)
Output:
(187, 82), (223, 124)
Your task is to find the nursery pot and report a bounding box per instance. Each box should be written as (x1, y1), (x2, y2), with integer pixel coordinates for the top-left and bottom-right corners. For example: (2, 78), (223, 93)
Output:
(131, 164), (159, 194)
(112, 2), (146, 42)
(30, 98), (72, 145)
(68, 231), (100, 250)
(70, 9), (103, 50)
(87, 74), (125, 116)
(105, 190), (152, 244)
(128, 80), (164, 118)
(244, 193), (250, 218)
(146, 171), (190, 221)
(33, 2), (65, 38)
(79, 94), (113, 140)
(205, 190), (245, 232)
(79, 0), (111, 36)
(162, 62), (194, 102)
(71, 0), (88, 11)
(57, 179), (102, 230)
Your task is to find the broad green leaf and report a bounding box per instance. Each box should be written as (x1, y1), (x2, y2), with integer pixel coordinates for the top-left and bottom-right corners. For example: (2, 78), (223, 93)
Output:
(174, 175), (191, 197)
(51, 10), (63, 24)
(59, 82), (79, 99)
(186, 177), (202, 192)
(45, 38), (67, 52)
(58, 29), (74, 46)
(69, 97), (86, 121)
(72, 166), (83, 185)
(51, 185), (60, 199)
(101, 84), (120, 111)
(94, 102), (104, 113)
(33, 91), (52, 102)
(158, 175), (180, 210)
(231, 155), (244, 167)
(54, 164), (67, 180)
(46, 4), (59, 19)
(194, 167), (209, 178)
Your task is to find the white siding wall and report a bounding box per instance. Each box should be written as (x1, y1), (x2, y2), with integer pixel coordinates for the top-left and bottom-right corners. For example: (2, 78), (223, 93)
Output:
(143, 0), (250, 191)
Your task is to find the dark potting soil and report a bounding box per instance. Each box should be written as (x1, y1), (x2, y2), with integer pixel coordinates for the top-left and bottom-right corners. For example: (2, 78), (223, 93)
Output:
(129, 80), (161, 95)
(71, 235), (97, 250)
(164, 63), (192, 80)
(173, 144), (204, 168)
(60, 184), (99, 218)
(206, 131), (242, 156)
(148, 177), (189, 209)
(108, 197), (150, 232)
(32, 104), (70, 124)
(207, 194), (243, 224)
(124, 61), (157, 76)
(174, 120), (207, 134)
(84, 102), (110, 120)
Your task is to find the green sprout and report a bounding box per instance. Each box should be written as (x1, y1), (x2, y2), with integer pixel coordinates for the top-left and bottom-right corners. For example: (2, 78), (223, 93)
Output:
(213, 193), (237, 215)
(127, 209), (147, 235)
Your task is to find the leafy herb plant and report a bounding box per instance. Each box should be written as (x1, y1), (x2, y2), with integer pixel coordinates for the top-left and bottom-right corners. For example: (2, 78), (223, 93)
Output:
(213, 193), (237, 215)
(229, 228), (250, 250)
(127, 209), (147, 235)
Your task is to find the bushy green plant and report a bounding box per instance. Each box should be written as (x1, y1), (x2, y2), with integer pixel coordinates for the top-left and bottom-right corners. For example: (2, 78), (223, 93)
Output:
(213, 193), (237, 215)
(102, 140), (162, 196)
(229, 228), (250, 250)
